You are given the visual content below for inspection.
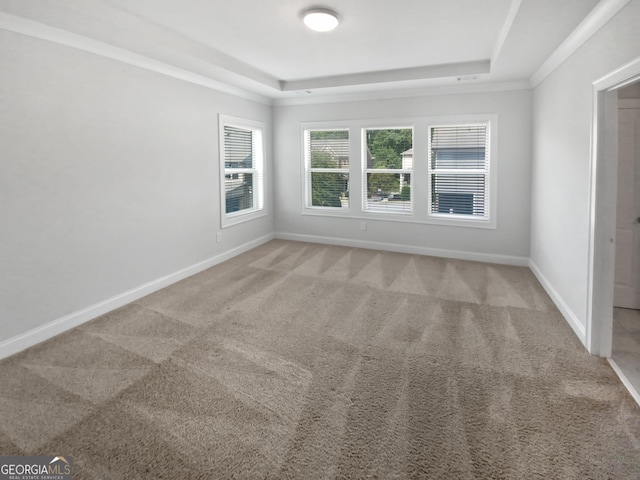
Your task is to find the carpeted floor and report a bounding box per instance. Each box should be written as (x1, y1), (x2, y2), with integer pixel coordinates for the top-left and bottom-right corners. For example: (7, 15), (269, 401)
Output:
(1, 240), (639, 479)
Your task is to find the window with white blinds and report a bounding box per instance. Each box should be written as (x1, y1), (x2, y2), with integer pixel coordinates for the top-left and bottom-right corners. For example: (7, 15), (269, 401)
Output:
(300, 116), (495, 228)
(219, 115), (264, 227)
(428, 123), (489, 219)
(363, 127), (413, 214)
(304, 129), (349, 209)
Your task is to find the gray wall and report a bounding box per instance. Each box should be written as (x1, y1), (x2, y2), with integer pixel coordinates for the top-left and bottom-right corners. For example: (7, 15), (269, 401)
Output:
(0, 30), (273, 344)
(274, 90), (533, 262)
(530, 0), (640, 338)
(4, 0), (636, 354)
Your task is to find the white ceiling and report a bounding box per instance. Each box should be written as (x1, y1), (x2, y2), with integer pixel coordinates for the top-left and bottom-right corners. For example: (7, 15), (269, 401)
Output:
(110, 0), (512, 80)
(0, 0), (608, 101)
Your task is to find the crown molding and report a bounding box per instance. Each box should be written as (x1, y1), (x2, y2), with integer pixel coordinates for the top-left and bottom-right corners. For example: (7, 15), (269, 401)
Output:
(530, 0), (631, 87)
(0, 12), (273, 105)
(272, 80), (532, 107)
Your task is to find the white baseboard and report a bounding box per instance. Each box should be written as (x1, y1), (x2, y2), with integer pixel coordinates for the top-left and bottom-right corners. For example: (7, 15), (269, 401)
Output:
(275, 232), (529, 266)
(0, 233), (275, 361)
(607, 358), (640, 408)
(528, 259), (587, 347)
(0, 232), (593, 361)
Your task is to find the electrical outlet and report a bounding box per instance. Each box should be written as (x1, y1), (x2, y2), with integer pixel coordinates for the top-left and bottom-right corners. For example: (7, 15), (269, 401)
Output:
(216, 232), (222, 243)
(360, 222), (367, 231)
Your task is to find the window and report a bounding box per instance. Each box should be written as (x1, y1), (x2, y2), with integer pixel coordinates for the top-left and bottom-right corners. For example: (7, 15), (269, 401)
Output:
(304, 129), (349, 209)
(219, 115), (265, 227)
(363, 127), (413, 213)
(299, 116), (495, 228)
(428, 123), (490, 220)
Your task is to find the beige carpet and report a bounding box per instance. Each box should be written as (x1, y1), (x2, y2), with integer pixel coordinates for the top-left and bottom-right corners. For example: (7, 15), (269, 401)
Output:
(1, 240), (639, 479)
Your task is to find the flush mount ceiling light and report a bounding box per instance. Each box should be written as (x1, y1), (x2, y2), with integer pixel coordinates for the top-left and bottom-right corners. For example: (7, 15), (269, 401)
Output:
(302, 8), (339, 32)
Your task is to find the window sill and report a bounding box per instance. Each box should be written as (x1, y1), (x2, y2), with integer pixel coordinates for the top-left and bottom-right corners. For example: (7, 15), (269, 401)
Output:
(222, 209), (267, 228)
(301, 208), (496, 229)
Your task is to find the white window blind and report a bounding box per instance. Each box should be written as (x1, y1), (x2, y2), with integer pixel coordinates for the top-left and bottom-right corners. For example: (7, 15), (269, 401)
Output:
(363, 127), (413, 214)
(428, 123), (489, 219)
(220, 118), (264, 225)
(304, 129), (349, 208)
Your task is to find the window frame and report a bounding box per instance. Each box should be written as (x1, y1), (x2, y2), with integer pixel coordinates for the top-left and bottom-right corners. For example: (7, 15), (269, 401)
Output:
(362, 125), (414, 215)
(298, 114), (497, 229)
(219, 114), (266, 228)
(426, 118), (496, 228)
(303, 127), (351, 211)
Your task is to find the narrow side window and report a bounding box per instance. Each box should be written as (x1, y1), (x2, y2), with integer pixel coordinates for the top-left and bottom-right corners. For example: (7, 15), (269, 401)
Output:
(219, 115), (265, 227)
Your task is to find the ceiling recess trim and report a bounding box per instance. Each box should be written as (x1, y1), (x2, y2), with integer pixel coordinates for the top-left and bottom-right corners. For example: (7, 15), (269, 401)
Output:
(4, 0), (626, 104)
(530, 0), (632, 87)
(281, 60), (491, 91)
(273, 80), (532, 107)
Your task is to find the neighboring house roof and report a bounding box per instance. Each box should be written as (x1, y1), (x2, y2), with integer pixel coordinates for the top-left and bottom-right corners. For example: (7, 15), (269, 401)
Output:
(312, 138), (349, 158)
(312, 138), (349, 167)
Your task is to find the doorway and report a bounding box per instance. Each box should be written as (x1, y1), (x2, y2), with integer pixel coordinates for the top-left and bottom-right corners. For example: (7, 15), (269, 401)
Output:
(612, 81), (640, 394)
(614, 86), (640, 309)
(588, 57), (640, 404)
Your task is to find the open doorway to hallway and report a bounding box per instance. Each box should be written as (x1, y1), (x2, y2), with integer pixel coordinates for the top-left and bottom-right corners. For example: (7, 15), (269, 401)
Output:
(612, 80), (640, 394)
(588, 57), (640, 406)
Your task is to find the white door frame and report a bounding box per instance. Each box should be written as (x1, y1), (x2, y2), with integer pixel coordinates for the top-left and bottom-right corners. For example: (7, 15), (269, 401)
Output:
(587, 56), (640, 356)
